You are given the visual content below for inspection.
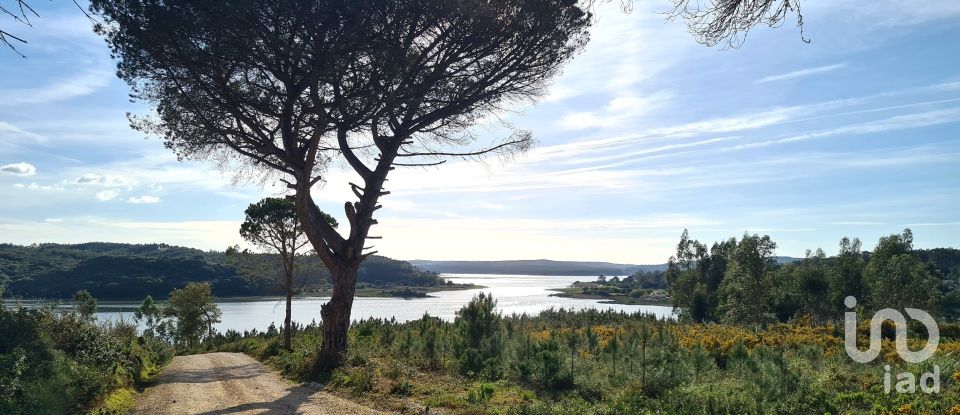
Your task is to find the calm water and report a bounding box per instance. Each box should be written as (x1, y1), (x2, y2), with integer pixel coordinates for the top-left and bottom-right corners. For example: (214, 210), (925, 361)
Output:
(94, 274), (674, 332)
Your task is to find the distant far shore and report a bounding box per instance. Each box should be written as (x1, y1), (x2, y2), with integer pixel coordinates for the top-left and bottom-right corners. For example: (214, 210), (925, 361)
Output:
(4, 283), (484, 304)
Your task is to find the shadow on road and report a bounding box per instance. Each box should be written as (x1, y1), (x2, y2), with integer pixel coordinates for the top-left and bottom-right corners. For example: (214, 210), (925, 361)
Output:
(195, 385), (314, 415)
(158, 363), (268, 384)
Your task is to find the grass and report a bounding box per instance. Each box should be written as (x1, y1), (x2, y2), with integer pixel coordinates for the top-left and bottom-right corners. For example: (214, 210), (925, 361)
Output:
(89, 388), (136, 415)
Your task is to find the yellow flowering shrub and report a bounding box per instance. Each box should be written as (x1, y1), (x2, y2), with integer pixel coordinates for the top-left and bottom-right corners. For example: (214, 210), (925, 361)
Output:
(673, 321), (840, 360)
(939, 341), (960, 357)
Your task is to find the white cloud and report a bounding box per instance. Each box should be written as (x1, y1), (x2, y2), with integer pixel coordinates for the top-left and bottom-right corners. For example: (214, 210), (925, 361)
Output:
(18, 182), (63, 191)
(95, 190), (120, 201)
(127, 195), (161, 204)
(45, 218), (63, 223)
(74, 173), (137, 188)
(0, 69), (113, 106)
(806, 0), (960, 27)
(756, 63), (847, 83)
(534, 10), (692, 104)
(558, 92), (671, 130)
(386, 199), (417, 211)
(475, 202), (506, 210)
(63, 151), (241, 194)
(0, 162), (37, 176)
(0, 122), (45, 143)
(726, 108), (960, 150)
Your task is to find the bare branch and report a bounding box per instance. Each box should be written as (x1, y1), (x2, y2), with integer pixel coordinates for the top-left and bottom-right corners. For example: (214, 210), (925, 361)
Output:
(0, 28), (26, 57)
(397, 135), (533, 159)
(394, 160), (447, 167)
(666, 0), (807, 48)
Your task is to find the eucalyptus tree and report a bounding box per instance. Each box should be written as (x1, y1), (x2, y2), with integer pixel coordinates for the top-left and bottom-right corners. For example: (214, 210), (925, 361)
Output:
(90, 0), (809, 369)
(828, 237), (866, 316)
(863, 229), (940, 313)
(718, 233), (778, 325)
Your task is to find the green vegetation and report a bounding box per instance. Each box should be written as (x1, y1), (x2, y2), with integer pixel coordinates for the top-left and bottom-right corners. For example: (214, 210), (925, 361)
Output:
(0, 242), (460, 300)
(1, 281), (230, 413)
(214, 229), (960, 414)
(552, 271), (671, 305)
(218, 294), (960, 415)
(164, 283), (222, 350)
(0, 298), (173, 414)
(667, 229), (960, 323)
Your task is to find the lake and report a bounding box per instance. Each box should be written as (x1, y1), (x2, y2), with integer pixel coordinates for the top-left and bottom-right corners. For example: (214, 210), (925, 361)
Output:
(94, 274), (674, 332)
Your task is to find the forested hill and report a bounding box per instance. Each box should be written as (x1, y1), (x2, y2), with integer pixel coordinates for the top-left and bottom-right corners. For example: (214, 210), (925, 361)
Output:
(409, 257), (799, 276)
(409, 259), (661, 276)
(0, 242), (442, 300)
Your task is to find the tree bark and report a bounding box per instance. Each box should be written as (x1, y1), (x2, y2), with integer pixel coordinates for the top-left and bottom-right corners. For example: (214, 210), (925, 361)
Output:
(294, 131), (398, 373)
(316, 264), (359, 371)
(284, 290), (293, 351)
(283, 252), (294, 351)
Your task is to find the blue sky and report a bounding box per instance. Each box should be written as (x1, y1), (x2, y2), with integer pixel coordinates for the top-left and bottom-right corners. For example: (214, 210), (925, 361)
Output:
(0, 1), (958, 263)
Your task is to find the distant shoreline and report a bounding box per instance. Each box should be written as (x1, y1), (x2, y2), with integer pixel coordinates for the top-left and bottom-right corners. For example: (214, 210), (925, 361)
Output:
(548, 287), (673, 306)
(4, 283), (484, 305)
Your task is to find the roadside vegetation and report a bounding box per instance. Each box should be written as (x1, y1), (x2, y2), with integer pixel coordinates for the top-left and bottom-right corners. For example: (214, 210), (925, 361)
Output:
(0, 292), (173, 414)
(0, 282), (226, 414)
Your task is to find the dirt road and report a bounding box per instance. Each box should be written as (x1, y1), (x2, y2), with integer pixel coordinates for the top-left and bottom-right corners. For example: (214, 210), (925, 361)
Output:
(132, 352), (388, 415)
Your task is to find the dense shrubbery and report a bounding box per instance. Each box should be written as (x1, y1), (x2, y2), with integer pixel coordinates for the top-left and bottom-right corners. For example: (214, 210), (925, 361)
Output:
(0, 281), (231, 414)
(0, 302), (173, 414)
(218, 295), (960, 415)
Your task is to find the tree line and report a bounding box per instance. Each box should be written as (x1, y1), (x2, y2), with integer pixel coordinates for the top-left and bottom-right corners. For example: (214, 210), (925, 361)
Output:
(666, 228), (960, 324)
(0, 242), (446, 300)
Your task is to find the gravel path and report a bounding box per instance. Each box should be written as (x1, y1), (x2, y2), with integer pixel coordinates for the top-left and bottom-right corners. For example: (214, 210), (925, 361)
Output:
(132, 352), (388, 415)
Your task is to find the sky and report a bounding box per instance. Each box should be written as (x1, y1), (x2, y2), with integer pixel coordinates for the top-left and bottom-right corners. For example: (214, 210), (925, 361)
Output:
(0, 1), (958, 264)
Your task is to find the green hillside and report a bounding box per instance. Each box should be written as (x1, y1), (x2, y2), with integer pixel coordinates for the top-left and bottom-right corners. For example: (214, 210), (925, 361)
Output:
(0, 242), (444, 299)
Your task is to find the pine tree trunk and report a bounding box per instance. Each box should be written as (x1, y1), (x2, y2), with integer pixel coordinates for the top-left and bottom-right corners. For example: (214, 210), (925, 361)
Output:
(316, 264), (359, 371)
(284, 290), (293, 351)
